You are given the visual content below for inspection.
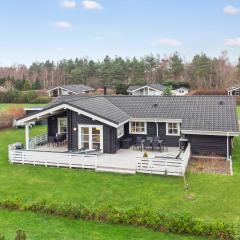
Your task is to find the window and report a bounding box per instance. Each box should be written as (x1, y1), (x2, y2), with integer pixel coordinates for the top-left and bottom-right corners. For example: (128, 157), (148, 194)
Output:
(129, 122), (146, 134)
(58, 118), (68, 134)
(166, 123), (180, 136)
(117, 125), (124, 138)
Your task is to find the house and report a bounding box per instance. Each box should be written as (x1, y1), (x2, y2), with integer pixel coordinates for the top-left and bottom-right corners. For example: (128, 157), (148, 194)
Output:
(47, 84), (94, 97)
(127, 84), (189, 96)
(13, 95), (238, 161)
(127, 84), (165, 96)
(172, 87), (190, 96)
(228, 85), (240, 96)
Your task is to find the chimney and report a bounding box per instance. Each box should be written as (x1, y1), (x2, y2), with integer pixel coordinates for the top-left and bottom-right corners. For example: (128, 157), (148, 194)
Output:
(104, 84), (107, 95)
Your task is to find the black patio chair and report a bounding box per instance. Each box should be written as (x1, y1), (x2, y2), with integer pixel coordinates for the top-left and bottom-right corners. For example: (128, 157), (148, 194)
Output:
(161, 140), (168, 152)
(152, 140), (160, 151)
(48, 136), (55, 147)
(143, 139), (152, 150)
(133, 137), (142, 151)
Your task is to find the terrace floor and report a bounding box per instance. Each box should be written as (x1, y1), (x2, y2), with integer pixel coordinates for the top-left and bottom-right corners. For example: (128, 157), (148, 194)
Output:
(32, 144), (180, 174)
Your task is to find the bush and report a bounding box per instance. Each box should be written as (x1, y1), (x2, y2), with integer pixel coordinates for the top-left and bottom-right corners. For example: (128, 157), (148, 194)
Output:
(189, 89), (227, 96)
(30, 96), (50, 104)
(0, 198), (239, 239)
(0, 108), (25, 129)
(15, 229), (27, 240)
(0, 90), (49, 104)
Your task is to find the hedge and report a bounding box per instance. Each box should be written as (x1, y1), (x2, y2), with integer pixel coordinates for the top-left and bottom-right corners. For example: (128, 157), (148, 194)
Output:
(0, 90), (50, 104)
(0, 199), (240, 239)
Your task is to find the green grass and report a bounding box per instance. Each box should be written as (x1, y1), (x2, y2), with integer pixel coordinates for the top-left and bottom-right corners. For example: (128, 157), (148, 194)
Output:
(237, 106), (240, 120)
(0, 103), (46, 112)
(1, 126), (240, 222)
(0, 209), (205, 240)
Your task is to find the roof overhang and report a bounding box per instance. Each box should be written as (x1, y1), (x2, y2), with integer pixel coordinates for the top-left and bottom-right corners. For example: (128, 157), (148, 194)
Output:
(15, 103), (124, 128)
(181, 129), (239, 137)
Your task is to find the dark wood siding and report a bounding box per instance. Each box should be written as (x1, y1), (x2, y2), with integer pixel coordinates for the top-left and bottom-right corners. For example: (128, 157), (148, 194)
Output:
(158, 122), (180, 147)
(122, 122), (180, 147)
(68, 111), (117, 153)
(188, 135), (228, 156)
(47, 112), (67, 137)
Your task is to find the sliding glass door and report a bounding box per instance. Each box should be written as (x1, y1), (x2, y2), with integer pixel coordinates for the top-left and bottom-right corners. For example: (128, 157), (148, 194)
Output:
(78, 125), (103, 151)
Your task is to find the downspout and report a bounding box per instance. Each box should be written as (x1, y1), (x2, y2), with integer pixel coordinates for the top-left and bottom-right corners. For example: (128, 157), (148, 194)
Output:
(155, 119), (158, 137)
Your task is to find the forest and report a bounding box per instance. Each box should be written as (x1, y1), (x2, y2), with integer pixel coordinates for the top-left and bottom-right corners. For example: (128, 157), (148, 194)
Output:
(0, 51), (240, 91)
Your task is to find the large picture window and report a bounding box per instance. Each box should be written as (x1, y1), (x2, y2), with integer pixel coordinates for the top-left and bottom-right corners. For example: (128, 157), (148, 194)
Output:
(166, 123), (180, 136)
(129, 122), (146, 134)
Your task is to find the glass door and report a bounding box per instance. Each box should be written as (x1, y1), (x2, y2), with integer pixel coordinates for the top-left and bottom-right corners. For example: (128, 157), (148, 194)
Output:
(79, 125), (103, 151)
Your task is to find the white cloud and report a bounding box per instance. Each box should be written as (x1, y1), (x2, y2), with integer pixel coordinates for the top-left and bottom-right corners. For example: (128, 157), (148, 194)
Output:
(152, 38), (183, 47)
(223, 5), (240, 14)
(82, 0), (103, 10)
(60, 0), (76, 9)
(54, 21), (72, 29)
(225, 37), (240, 47)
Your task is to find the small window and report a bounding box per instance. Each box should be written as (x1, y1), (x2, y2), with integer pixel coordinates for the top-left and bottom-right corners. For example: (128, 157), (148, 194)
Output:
(117, 125), (124, 138)
(166, 123), (180, 136)
(129, 122), (146, 134)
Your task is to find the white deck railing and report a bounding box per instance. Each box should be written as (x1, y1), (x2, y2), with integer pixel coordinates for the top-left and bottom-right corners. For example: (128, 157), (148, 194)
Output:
(29, 133), (48, 149)
(8, 144), (97, 169)
(137, 144), (191, 176)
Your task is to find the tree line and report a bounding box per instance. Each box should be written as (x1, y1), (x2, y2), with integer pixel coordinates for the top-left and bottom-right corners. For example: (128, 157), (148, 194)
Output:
(0, 51), (239, 91)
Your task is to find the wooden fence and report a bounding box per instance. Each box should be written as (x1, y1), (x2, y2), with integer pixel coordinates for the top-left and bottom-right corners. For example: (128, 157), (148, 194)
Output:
(137, 144), (191, 176)
(8, 145), (97, 169)
(29, 133), (48, 149)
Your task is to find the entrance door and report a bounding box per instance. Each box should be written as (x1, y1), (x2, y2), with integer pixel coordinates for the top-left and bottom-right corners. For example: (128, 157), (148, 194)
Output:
(78, 125), (103, 151)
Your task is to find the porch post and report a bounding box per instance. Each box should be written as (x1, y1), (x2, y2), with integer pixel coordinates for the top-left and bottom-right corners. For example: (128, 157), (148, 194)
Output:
(25, 123), (30, 150)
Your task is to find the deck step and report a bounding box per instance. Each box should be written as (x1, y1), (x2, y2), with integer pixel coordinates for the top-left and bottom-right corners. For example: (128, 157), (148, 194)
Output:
(96, 166), (136, 174)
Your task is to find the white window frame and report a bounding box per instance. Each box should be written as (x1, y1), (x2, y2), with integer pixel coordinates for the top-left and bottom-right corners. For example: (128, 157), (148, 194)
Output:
(166, 122), (180, 136)
(117, 125), (124, 138)
(129, 122), (147, 134)
(57, 117), (68, 134)
(78, 125), (103, 152)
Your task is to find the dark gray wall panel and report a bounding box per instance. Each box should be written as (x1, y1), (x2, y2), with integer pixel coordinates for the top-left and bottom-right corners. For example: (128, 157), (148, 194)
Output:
(188, 135), (228, 156)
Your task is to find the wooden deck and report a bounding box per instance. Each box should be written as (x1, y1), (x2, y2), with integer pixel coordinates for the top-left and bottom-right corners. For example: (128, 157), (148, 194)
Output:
(9, 133), (190, 176)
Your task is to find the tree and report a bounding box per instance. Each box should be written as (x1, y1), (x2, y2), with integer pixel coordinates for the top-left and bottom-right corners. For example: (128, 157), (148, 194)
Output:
(169, 52), (184, 80)
(163, 86), (173, 96)
(115, 83), (128, 95)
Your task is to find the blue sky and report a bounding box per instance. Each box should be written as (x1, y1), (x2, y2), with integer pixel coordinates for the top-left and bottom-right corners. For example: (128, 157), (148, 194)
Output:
(0, 0), (240, 66)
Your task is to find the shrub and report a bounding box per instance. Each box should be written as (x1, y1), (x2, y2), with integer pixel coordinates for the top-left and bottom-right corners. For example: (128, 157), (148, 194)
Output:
(189, 89), (227, 96)
(0, 234), (5, 240)
(30, 96), (50, 104)
(0, 198), (239, 239)
(15, 229), (27, 240)
(0, 108), (25, 129)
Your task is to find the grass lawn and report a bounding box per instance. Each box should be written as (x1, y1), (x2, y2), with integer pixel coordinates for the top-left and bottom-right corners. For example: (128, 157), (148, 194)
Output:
(1, 125), (240, 222)
(0, 209), (205, 240)
(237, 106), (240, 119)
(0, 103), (46, 112)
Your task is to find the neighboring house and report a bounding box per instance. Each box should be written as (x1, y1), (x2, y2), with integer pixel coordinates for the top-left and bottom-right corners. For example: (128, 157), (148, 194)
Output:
(172, 87), (190, 96)
(127, 84), (165, 96)
(48, 84), (94, 97)
(14, 95), (239, 160)
(228, 85), (240, 96)
(127, 84), (189, 96)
